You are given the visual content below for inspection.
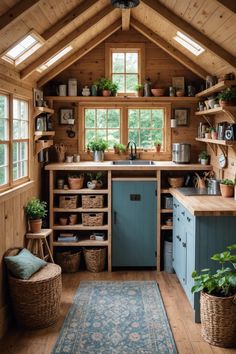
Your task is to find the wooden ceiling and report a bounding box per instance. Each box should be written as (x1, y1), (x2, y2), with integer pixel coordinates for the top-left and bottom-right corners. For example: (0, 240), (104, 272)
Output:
(0, 0), (235, 87)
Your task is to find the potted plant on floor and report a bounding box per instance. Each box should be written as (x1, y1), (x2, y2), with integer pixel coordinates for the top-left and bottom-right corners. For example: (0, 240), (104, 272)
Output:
(87, 139), (108, 162)
(219, 178), (234, 198)
(199, 150), (209, 165)
(217, 88), (236, 108)
(25, 198), (47, 233)
(191, 245), (236, 347)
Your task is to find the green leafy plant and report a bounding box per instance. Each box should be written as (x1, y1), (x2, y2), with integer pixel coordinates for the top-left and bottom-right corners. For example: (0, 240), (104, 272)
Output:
(25, 198), (47, 220)
(217, 88), (236, 102)
(98, 78), (113, 91)
(191, 245), (236, 297)
(87, 139), (108, 151)
(220, 178), (234, 186)
(135, 84), (144, 91)
(68, 173), (84, 179)
(209, 127), (216, 132)
(199, 150), (209, 159)
(154, 139), (162, 146)
(87, 171), (103, 181)
(110, 82), (119, 95)
(113, 143), (126, 153)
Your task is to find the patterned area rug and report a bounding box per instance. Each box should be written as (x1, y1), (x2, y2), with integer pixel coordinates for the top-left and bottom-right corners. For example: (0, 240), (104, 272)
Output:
(52, 281), (177, 354)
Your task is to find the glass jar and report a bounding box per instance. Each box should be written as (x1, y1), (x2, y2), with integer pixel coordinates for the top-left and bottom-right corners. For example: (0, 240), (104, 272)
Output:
(169, 86), (175, 97)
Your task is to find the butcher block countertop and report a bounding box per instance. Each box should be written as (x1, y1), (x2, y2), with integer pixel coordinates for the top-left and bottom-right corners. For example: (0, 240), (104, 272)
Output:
(45, 161), (212, 171)
(170, 188), (236, 216)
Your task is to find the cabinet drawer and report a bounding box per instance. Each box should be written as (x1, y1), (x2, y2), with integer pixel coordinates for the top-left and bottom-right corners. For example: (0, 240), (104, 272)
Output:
(179, 203), (194, 229)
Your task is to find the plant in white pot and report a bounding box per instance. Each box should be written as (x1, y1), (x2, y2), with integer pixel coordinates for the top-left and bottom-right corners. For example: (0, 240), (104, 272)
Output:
(25, 198), (47, 233)
(87, 139), (108, 162)
(191, 245), (236, 347)
(199, 150), (209, 165)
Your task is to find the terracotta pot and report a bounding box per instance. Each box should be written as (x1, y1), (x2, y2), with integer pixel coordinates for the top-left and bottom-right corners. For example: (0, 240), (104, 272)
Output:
(220, 184), (234, 198)
(205, 133), (211, 139)
(69, 214), (77, 225)
(29, 219), (42, 233)
(102, 90), (111, 97)
(137, 88), (144, 97)
(155, 145), (161, 152)
(59, 217), (67, 225)
(151, 88), (165, 97)
(211, 131), (217, 139)
(219, 100), (236, 108)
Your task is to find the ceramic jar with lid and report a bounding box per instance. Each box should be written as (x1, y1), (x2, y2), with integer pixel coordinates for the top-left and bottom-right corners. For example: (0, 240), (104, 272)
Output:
(82, 86), (90, 96)
(68, 78), (77, 96)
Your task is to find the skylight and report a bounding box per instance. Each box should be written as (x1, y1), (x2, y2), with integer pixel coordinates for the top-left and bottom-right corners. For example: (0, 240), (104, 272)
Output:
(174, 31), (205, 56)
(1, 32), (43, 65)
(37, 46), (73, 73)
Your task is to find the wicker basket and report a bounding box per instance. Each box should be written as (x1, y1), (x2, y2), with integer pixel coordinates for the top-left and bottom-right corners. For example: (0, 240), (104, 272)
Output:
(168, 177), (184, 188)
(68, 177), (84, 189)
(5, 248), (62, 329)
(56, 251), (81, 273)
(200, 292), (236, 347)
(83, 247), (106, 272)
(82, 195), (104, 209)
(82, 212), (104, 226)
(59, 195), (78, 208)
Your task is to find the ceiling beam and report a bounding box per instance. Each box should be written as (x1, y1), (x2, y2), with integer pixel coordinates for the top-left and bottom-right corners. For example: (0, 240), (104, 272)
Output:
(216, 0), (236, 13)
(122, 9), (131, 31)
(21, 5), (116, 80)
(131, 18), (209, 79)
(42, 0), (98, 40)
(141, 0), (236, 68)
(37, 20), (122, 88)
(0, 0), (41, 32)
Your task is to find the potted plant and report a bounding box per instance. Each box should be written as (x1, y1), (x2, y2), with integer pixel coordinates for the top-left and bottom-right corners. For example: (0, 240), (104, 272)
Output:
(204, 128), (211, 139)
(25, 198), (47, 233)
(199, 150), (209, 165)
(113, 143), (126, 154)
(68, 173), (84, 189)
(191, 245), (236, 347)
(217, 88), (236, 108)
(154, 139), (162, 152)
(87, 139), (108, 162)
(135, 84), (144, 97)
(219, 178), (234, 198)
(110, 82), (119, 96)
(98, 78), (113, 97)
(87, 171), (104, 189)
(209, 127), (217, 139)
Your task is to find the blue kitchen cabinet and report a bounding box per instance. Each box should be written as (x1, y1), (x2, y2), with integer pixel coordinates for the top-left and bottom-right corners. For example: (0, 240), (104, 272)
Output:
(172, 197), (236, 322)
(112, 181), (157, 267)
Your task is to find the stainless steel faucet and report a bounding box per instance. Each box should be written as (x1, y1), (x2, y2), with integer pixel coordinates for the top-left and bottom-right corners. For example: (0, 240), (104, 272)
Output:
(127, 140), (137, 160)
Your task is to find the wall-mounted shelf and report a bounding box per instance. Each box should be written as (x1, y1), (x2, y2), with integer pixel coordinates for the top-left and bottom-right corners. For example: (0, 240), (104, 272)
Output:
(33, 106), (54, 119)
(35, 140), (54, 155)
(195, 138), (236, 146)
(195, 106), (236, 122)
(161, 225), (173, 230)
(161, 209), (173, 213)
(195, 80), (236, 98)
(34, 131), (55, 141)
(45, 96), (199, 103)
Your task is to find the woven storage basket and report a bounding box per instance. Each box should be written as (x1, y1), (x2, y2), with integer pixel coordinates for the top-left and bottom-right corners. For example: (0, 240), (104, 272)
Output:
(5, 248), (62, 329)
(83, 247), (106, 272)
(168, 177), (184, 188)
(82, 195), (104, 209)
(200, 292), (236, 347)
(56, 251), (81, 273)
(68, 177), (84, 189)
(59, 195), (78, 208)
(82, 212), (104, 226)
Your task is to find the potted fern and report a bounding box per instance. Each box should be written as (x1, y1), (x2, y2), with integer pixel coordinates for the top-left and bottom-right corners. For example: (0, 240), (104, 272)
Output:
(25, 198), (47, 233)
(191, 245), (236, 347)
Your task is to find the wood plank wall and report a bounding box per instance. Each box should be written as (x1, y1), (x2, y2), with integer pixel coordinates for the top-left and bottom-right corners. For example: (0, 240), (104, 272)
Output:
(0, 69), (40, 338)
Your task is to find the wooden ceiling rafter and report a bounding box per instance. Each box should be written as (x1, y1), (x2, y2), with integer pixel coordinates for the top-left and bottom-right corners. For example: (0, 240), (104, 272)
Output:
(122, 9), (131, 31)
(20, 5), (116, 80)
(130, 18), (209, 79)
(141, 0), (236, 68)
(41, 0), (98, 41)
(37, 19), (122, 88)
(216, 0), (236, 14)
(0, 0), (41, 32)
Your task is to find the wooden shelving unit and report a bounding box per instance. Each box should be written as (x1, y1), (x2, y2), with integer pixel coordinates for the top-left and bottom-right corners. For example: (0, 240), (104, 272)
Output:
(33, 107), (55, 155)
(45, 96), (199, 103)
(195, 80), (236, 98)
(195, 106), (236, 122)
(195, 138), (236, 146)
(33, 106), (54, 119)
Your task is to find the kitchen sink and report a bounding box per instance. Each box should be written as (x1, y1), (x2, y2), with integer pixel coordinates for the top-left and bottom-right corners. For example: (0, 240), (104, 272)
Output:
(112, 160), (155, 165)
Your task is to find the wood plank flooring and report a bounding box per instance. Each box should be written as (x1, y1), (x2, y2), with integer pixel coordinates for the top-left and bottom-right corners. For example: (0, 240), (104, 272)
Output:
(0, 271), (236, 354)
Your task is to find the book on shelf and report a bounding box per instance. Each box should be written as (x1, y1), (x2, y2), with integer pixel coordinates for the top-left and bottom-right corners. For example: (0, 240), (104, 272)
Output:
(90, 232), (105, 241)
(58, 232), (78, 242)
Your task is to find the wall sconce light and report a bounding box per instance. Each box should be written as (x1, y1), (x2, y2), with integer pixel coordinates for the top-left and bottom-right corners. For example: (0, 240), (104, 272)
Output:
(171, 118), (177, 128)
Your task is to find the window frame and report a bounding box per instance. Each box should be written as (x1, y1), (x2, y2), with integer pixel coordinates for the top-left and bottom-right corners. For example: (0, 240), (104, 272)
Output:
(105, 43), (145, 96)
(79, 102), (171, 160)
(0, 92), (30, 193)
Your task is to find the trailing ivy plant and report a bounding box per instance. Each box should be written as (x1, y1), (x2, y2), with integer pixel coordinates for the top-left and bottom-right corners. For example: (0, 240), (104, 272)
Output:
(191, 245), (236, 297)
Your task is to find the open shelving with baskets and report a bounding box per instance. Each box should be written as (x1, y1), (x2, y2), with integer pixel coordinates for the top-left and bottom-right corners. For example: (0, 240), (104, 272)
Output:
(48, 168), (111, 271)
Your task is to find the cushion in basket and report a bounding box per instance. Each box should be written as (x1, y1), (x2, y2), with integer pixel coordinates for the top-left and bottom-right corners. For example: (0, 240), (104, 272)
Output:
(4, 248), (47, 280)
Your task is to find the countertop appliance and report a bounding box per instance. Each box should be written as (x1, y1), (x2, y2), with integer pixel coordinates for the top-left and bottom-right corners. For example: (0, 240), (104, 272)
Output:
(225, 123), (236, 140)
(177, 187), (221, 196)
(172, 143), (191, 164)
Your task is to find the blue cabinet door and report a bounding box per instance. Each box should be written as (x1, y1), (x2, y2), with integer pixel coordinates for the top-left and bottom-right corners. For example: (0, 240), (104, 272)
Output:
(112, 181), (157, 267)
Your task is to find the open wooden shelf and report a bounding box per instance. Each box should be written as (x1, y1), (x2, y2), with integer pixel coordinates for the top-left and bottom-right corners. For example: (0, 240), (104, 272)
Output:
(35, 139), (53, 154)
(195, 138), (236, 146)
(161, 188), (170, 193)
(53, 224), (109, 230)
(33, 106), (54, 118)
(161, 225), (173, 230)
(53, 188), (109, 194)
(45, 96), (199, 103)
(161, 209), (173, 213)
(53, 239), (108, 247)
(195, 106), (236, 116)
(34, 131), (55, 141)
(54, 207), (109, 212)
(195, 80), (236, 98)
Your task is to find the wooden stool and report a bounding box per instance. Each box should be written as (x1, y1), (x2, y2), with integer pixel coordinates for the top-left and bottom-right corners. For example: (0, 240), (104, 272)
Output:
(26, 229), (54, 263)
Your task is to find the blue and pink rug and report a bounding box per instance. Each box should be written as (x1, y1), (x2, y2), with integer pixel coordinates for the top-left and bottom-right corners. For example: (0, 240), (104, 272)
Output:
(52, 281), (177, 354)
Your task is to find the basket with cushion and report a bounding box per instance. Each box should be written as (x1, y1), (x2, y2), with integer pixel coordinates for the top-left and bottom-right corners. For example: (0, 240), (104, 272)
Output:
(4, 248), (62, 329)
(82, 195), (104, 209)
(82, 212), (104, 226)
(83, 247), (106, 272)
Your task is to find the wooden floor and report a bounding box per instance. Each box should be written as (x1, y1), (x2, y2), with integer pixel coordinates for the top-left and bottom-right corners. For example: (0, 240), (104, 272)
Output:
(0, 271), (236, 354)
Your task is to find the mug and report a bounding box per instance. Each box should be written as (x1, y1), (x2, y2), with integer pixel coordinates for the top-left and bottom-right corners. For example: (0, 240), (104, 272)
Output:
(73, 154), (80, 162)
(87, 181), (96, 189)
(66, 155), (73, 163)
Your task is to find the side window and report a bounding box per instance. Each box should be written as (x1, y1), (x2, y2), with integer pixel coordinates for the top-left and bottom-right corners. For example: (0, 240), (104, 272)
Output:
(0, 94), (9, 187)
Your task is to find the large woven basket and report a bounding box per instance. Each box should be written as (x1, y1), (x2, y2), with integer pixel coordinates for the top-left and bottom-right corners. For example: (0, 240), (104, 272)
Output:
(83, 247), (106, 272)
(5, 248), (62, 329)
(82, 212), (104, 226)
(168, 177), (184, 188)
(200, 291), (236, 347)
(59, 195), (78, 208)
(82, 195), (104, 209)
(56, 251), (81, 273)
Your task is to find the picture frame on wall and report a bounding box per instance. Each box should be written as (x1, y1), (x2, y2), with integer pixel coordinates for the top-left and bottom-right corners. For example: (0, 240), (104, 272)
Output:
(172, 77), (185, 91)
(59, 108), (74, 125)
(173, 108), (189, 126)
(33, 88), (44, 107)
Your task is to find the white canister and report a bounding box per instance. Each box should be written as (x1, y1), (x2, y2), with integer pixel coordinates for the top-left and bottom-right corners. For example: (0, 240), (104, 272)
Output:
(58, 84), (67, 96)
(68, 78), (77, 96)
